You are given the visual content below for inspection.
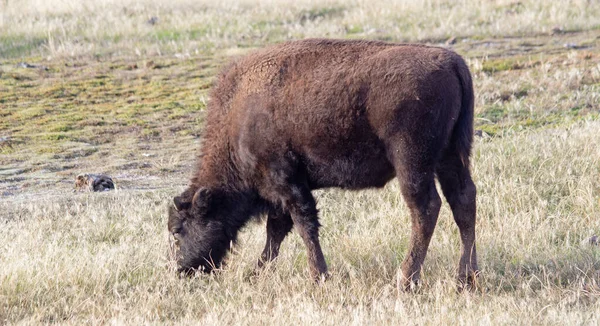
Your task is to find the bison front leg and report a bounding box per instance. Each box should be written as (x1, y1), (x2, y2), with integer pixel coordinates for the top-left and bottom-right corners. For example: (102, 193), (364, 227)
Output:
(398, 173), (442, 291)
(261, 154), (328, 281)
(257, 208), (294, 269)
(288, 186), (328, 281)
(268, 182), (327, 281)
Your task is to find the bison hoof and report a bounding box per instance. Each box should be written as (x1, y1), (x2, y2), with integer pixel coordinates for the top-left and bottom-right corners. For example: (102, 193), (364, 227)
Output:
(316, 272), (330, 284)
(177, 267), (197, 278)
(252, 259), (276, 277)
(457, 269), (481, 292)
(397, 273), (421, 293)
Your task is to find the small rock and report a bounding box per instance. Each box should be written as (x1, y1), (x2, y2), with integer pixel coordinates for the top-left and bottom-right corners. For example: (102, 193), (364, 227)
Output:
(17, 62), (34, 68)
(75, 174), (115, 192)
(551, 26), (564, 35)
(16, 62), (49, 71)
(564, 43), (578, 49)
(0, 136), (11, 149)
(589, 235), (599, 246)
(147, 16), (159, 25)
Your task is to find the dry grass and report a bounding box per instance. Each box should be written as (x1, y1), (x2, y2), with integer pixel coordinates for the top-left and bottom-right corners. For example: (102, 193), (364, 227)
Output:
(2, 0), (600, 59)
(1, 121), (599, 324)
(1, 0), (600, 324)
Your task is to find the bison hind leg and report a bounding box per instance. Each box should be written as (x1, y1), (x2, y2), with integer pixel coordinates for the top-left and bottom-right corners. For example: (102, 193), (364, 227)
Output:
(436, 150), (479, 290)
(386, 132), (444, 291)
(396, 168), (442, 291)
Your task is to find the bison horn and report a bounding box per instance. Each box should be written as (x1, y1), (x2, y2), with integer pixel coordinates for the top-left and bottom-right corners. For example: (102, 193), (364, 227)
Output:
(192, 187), (212, 211)
(173, 196), (191, 211)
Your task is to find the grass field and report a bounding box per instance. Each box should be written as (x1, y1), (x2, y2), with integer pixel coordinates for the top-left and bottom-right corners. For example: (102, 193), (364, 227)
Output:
(1, 0), (600, 324)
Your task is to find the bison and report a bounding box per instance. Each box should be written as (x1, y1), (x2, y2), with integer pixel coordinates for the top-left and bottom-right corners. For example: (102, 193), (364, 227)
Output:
(168, 39), (478, 289)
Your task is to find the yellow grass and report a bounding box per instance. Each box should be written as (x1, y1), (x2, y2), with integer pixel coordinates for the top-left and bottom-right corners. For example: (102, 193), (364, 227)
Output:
(1, 121), (599, 324)
(2, 0), (600, 58)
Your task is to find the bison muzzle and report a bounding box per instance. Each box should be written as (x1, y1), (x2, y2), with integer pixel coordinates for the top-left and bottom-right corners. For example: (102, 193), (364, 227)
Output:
(168, 39), (479, 290)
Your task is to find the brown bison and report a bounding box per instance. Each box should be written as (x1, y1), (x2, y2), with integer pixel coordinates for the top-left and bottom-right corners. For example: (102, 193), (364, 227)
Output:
(168, 39), (478, 289)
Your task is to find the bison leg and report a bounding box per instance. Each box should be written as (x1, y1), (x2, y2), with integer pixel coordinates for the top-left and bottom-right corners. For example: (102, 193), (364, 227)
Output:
(268, 182), (327, 280)
(436, 152), (479, 289)
(397, 170), (442, 291)
(260, 153), (327, 280)
(257, 208), (294, 268)
(287, 186), (328, 281)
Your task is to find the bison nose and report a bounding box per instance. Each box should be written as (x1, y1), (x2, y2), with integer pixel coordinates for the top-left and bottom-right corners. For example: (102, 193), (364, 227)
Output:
(167, 233), (182, 268)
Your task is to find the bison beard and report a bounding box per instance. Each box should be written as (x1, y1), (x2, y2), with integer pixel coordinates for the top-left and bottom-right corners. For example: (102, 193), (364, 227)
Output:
(168, 38), (478, 291)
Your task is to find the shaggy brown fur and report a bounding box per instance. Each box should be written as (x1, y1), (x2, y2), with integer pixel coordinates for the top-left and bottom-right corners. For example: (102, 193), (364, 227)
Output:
(168, 39), (478, 289)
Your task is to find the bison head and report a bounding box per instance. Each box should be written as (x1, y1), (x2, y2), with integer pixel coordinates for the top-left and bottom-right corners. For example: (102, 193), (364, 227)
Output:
(168, 187), (233, 275)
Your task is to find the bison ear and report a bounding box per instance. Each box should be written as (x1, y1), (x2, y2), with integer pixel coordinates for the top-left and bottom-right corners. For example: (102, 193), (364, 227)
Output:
(192, 187), (212, 213)
(173, 196), (191, 211)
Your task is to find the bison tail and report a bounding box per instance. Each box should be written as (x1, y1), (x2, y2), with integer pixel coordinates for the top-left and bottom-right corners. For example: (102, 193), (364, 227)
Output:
(452, 57), (475, 169)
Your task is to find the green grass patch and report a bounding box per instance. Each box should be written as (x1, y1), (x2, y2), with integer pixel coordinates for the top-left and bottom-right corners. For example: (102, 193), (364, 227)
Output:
(297, 6), (346, 23)
(48, 123), (74, 133)
(477, 110), (599, 137)
(482, 58), (522, 73)
(479, 105), (508, 123)
(345, 25), (363, 34)
(0, 35), (47, 58)
(13, 107), (49, 120)
(481, 56), (541, 74)
(43, 133), (71, 141)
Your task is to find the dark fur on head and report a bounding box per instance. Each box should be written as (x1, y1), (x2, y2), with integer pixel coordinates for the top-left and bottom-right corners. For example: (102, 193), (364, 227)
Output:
(168, 186), (264, 274)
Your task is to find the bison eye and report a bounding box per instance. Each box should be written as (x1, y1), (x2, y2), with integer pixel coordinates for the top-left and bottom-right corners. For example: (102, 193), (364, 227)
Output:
(172, 229), (183, 247)
(172, 226), (182, 236)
